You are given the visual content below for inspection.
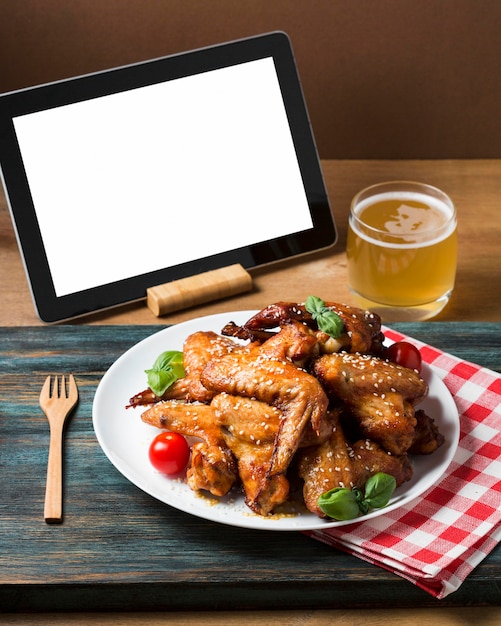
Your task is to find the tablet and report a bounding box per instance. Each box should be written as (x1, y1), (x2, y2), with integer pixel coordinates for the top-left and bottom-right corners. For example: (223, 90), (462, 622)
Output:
(0, 32), (336, 322)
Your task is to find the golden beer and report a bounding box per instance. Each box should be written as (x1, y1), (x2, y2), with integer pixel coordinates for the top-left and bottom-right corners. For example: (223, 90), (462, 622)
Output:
(346, 182), (457, 321)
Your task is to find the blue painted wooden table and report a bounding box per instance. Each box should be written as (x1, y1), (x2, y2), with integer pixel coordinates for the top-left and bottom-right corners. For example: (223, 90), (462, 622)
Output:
(1, 323), (500, 612)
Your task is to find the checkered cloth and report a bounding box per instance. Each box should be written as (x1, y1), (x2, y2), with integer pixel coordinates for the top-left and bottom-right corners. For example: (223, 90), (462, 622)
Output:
(305, 327), (501, 598)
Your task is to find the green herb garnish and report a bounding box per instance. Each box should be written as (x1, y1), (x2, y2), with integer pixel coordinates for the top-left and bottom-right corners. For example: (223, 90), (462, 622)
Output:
(318, 472), (397, 520)
(145, 350), (185, 397)
(305, 295), (344, 338)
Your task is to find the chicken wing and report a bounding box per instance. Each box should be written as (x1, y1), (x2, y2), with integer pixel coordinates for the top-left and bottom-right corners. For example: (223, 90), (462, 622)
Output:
(409, 409), (445, 455)
(210, 393), (337, 515)
(211, 394), (289, 515)
(127, 331), (242, 408)
(201, 350), (329, 477)
(140, 400), (238, 497)
(257, 320), (319, 365)
(182, 330), (250, 403)
(314, 352), (428, 455)
(222, 301), (385, 355)
(297, 413), (413, 517)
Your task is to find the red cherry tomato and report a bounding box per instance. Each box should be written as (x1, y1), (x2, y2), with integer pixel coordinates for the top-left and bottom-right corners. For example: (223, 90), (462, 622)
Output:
(384, 341), (422, 372)
(148, 431), (190, 475)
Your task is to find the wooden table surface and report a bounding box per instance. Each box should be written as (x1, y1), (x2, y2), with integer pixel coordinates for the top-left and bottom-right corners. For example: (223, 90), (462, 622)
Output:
(1, 159), (500, 327)
(1, 159), (500, 625)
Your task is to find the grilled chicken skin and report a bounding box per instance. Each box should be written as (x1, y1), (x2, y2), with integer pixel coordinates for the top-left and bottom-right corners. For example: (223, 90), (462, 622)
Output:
(140, 400), (238, 497)
(313, 351), (428, 456)
(297, 413), (413, 517)
(201, 350), (329, 478)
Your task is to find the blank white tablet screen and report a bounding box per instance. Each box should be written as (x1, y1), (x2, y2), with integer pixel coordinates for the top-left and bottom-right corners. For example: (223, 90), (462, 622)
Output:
(13, 57), (312, 297)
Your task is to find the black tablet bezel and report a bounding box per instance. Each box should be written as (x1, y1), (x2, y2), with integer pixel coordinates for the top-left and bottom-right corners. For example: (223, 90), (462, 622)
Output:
(0, 32), (336, 322)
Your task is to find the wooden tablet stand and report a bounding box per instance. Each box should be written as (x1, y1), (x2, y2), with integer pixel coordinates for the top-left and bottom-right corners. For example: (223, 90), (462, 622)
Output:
(146, 264), (253, 317)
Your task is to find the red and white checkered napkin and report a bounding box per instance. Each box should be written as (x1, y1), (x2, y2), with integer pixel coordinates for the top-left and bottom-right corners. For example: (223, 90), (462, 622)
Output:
(305, 327), (501, 599)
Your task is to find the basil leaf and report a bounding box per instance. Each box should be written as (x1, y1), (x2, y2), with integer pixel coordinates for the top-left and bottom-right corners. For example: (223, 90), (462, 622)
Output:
(317, 311), (345, 338)
(305, 295), (344, 339)
(145, 368), (177, 397)
(352, 487), (368, 515)
(305, 295), (326, 317)
(145, 350), (185, 397)
(363, 472), (397, 509)
(318, 487), (360, 520)
(318, 472), (397, 520)
(151, 350), (184, 375)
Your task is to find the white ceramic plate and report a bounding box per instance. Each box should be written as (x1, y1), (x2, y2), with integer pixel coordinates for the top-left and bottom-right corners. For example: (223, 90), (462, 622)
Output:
(92, 311), (460, 530)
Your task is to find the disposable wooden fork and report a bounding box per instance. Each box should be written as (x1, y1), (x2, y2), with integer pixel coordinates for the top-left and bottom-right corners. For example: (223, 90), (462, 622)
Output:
(39, 374), (79, 523)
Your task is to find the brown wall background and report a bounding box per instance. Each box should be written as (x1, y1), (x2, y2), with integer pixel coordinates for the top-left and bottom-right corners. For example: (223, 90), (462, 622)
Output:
(1, 0), (500, 159)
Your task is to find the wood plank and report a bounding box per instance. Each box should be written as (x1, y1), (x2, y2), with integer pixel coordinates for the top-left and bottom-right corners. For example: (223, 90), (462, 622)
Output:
(2, 607), (501, 626)
(0, 323), (500, 612)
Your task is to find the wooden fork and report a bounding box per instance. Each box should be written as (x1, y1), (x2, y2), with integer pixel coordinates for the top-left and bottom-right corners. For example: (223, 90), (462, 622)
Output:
(39, 374), (79, 523)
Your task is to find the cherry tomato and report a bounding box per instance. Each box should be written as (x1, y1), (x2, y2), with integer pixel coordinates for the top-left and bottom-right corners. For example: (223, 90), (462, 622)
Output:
(384, 341), (422, 372)
(148, 431), (190, 475)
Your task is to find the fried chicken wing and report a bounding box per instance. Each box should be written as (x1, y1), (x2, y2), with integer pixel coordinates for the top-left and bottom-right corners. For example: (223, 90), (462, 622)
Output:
(297, 413), (413, 517)
(257, 320), (319, 364)
(314, 352), (428, 455)
(140, 400), (238, 497)
(409, 409), (445, 455)
(211, 394), (289, 515)
(201, 351), (329, 477)
(127, 331), (242, 408)
(183, 331), (249, 403)
(223, 301), (384, 355)
(350, 438), (414, 486)
(209, 393), (337, 515)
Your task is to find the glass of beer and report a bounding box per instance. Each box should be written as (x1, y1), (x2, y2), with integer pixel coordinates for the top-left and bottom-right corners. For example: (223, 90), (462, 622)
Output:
(346, 181), (457, 321)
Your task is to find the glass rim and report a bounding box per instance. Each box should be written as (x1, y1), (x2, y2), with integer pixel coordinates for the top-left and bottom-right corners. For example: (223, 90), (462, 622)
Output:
(350, 180), (456, 240)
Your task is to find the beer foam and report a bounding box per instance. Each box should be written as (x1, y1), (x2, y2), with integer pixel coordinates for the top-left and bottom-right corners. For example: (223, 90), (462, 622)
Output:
(383, 203), (444, 241)
(352, 191), (456, 248)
